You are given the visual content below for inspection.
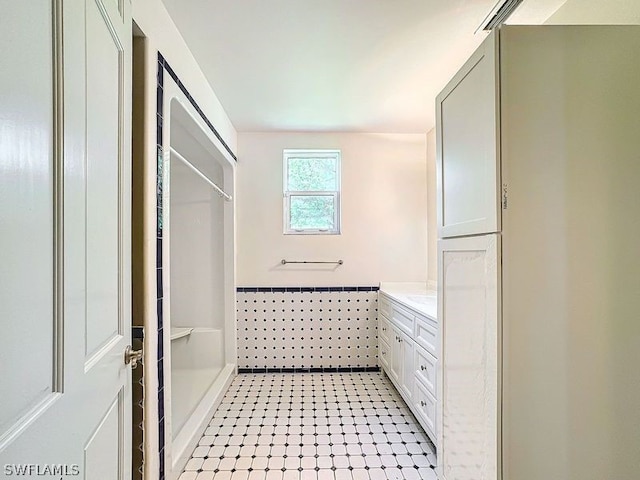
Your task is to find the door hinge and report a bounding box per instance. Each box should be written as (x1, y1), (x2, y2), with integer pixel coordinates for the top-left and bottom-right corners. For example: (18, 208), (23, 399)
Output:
(502, 183), (508, 210)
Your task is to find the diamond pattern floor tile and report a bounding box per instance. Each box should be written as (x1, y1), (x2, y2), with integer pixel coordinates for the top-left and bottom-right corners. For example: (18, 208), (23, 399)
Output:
(180, 373), (437, 480)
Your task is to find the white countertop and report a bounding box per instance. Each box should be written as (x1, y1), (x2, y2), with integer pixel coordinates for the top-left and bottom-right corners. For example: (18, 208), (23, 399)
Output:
(379, 282), (437, 321)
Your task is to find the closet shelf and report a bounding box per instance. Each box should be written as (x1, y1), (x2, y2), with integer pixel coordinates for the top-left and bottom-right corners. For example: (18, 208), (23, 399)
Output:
(170, 327), (194, 341)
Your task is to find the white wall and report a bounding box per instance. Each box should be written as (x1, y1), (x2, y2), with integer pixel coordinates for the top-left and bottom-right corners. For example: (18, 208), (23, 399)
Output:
(426, 128), (437, 288)
(546, 0), (640, 24)
(237, 132), (427, 286)
(133, 0), (237, 151)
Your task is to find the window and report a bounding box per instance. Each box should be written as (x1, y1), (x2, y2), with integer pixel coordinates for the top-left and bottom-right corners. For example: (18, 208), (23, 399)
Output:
(283, 149), (341, 234)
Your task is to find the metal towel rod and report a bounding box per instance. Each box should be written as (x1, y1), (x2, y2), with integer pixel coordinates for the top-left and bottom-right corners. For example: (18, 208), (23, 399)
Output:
(281, 259), (343, 265)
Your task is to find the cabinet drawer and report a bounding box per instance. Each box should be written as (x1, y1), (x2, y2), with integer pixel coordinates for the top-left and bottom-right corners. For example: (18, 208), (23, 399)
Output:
(379, 294), (392, 318)
(414, 345), (437, 397)
(379, 338), (390, 370)
(391, 304), (414, 336)
(378, 315), (391, 344)
(415, 315), (437, 358)
(414, 380), (437, 438)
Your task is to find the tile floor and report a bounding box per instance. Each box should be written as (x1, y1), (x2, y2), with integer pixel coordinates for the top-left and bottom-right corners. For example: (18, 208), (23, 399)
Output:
(179, 372), (437, 480)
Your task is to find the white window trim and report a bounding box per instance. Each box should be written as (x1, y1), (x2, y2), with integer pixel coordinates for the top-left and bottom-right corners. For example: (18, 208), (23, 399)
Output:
(283, 149), (341, 235)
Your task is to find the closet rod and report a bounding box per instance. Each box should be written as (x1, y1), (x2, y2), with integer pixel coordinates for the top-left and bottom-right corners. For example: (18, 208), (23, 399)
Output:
(169, 147), (232, 201)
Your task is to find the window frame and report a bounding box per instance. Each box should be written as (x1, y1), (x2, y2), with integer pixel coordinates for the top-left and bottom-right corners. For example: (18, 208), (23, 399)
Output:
(283, 149), (341, 235)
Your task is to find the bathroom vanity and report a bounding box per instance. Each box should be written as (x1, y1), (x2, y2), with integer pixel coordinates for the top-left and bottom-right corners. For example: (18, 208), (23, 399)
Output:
(378, 283), (437, 446)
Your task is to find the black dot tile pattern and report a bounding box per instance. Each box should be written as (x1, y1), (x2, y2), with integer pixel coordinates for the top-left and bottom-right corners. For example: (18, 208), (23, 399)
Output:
(237, 290), (379, 370)
(179, 373), (437, 480)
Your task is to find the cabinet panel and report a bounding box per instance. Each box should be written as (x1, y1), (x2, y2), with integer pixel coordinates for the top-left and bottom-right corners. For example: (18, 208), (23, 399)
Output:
(415, 315), (437, 358)
(379, 338), (390, 370)
(391, 303), (414, 336)
(415, 345), (437, 397)
(414, 380), (437, 440)
(378, 294), (392, 319)
(379, 315), (390, 345)
(436, 31), (500, 238)
(438, 235), (500, 480)
(438, 234), (500, 480)
(389, 326), (403, 383)
(399, 331), (414, 401)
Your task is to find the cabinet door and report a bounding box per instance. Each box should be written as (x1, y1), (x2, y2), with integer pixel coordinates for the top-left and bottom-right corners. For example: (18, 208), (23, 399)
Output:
(438, 234), (500, 480)
(379, 315), (391, 345)
(399, 331), (414, 401)
(389, 326), (403, 383)
(379, 338), (390, 371)
(436, 30), (500, 238)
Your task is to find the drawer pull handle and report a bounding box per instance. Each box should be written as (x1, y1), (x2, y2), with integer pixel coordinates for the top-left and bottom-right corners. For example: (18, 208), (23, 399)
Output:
(420, 365), (426, 371)
(420, 401), (426, 407)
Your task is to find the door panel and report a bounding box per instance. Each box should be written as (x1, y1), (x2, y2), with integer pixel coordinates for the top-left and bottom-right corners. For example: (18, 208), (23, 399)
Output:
(0, 0), (58, 441)
(84, 391), (123, 480)
(436, 31), (500, 238)
(438, 234), (500, 480)
(0, 1), (132, 477)
(85, 0), (125, 361)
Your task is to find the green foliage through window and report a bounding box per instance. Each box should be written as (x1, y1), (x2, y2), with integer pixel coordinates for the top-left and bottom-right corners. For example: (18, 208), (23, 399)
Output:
(287, 157), (337, 191)
(290, 196), (335, 230)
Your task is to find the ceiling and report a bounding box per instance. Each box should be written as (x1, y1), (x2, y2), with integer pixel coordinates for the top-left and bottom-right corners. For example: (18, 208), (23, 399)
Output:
(161, 0), (566, 133)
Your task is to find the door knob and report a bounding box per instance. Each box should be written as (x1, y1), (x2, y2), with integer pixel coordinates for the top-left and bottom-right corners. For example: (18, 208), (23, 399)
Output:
(124, 345), (143, 369)
(421, 365), (426, 371)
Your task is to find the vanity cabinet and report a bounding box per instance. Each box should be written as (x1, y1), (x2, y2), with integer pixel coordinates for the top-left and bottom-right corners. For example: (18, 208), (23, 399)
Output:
(378, 292), (437, 444)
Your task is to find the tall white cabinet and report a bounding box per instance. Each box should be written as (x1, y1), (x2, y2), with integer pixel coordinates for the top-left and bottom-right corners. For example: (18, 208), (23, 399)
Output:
(436, 26), (640, 480)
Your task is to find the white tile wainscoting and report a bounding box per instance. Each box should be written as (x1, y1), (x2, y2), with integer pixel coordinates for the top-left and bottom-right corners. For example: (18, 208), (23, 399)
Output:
(236, 287), (379, 372)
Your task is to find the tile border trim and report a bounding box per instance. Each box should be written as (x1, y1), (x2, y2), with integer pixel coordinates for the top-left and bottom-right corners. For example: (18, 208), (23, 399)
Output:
(237, 366), (381, 374)
(158, 53), (237, 162)
(237, 286), (380, 293)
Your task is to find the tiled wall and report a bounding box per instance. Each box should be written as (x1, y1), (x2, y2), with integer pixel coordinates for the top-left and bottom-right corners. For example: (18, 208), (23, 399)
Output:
(132, 327), (145, 480)
(237, 287), (379, 372)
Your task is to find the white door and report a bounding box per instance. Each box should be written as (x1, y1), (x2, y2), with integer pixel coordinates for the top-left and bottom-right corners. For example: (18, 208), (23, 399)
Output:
(0, 1), (132, 479)
(437, 234), (501, 480)
(436, 30), (500, 239)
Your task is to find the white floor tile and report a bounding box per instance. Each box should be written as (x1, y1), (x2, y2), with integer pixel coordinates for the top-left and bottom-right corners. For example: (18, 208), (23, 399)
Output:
(185, 458), (204, 471)
(351, 469), (369, 480)
(213, 472), (232, 480)
(383, 467), (403, 480)
(202, 458), (220, 471)
(334, 469), (352, 480)
(196, 473), (215, 480)
(179, 472), (198, 480)
(179, 373), (438, 480)
(417, 468), (438, 480)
